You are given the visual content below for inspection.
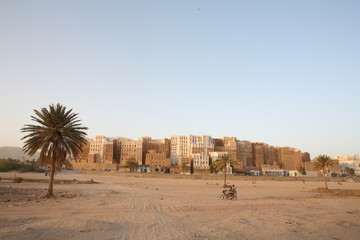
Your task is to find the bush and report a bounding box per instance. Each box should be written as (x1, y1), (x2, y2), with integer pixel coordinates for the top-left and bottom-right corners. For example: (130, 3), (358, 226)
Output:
(0, 159), (44, 172)
(0, 159), (20, 172)
(13, 177), (24, 183)
(345, 167), (355, 176)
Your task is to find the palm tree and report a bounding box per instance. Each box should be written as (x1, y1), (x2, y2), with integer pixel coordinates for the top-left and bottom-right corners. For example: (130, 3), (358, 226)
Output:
(209, 162), (218, 174)
(298, 166), (306, 175)
(345, 167), (355, 176)
(313, 154), (334, 189)
(213, 153), (233, 187)
(125, 158), (139, 172)
(21, 104), (88, 198)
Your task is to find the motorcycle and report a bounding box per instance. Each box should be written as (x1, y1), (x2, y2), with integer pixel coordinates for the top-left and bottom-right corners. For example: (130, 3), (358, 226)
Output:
(218, 189), (237, 200)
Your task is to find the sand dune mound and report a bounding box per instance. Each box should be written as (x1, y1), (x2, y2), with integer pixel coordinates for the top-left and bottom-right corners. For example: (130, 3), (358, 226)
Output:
(310, 188), (360, 197)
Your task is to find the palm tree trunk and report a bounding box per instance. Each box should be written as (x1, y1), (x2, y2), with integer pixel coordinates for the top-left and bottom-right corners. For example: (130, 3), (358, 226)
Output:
(45, 160), (56, 198)
(323, 169), (328, 189)
(223, 167), (227, 188)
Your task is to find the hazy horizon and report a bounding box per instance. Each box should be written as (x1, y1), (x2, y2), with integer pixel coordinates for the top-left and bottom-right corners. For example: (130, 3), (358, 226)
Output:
(1, 1), (359, 158)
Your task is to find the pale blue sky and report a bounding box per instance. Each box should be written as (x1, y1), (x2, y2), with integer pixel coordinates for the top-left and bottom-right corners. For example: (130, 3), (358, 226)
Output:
(0, 0), (359, 158)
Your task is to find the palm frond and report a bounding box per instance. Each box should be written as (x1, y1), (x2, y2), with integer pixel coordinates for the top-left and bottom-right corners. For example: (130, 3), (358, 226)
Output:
(214, 153), (233, 171)
(21, 103), (88, 166)
(313, 154), (334, 172)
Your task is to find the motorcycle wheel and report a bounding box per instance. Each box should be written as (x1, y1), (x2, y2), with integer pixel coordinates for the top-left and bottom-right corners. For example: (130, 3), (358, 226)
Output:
(218, 194), (224, 200)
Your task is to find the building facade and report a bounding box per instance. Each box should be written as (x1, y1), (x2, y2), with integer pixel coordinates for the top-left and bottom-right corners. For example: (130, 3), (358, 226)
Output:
(72, 134), (314, 174)
(193, 152), (210, 171)
(332, 154), (360, 175)
(214, 137), (240, 171)
(141, 137), (170, 164)
(119, 138), (143, 166)
(89, 136), (114, 163)
(278, 147), (302, 170)
(145, 150), (171, 172)
(237, 140), (253, 168)
(170, 135), (214, 165)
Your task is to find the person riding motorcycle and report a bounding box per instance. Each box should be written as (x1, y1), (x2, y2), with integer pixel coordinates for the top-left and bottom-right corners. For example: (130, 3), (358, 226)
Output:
(231, 185), (237, 197)
(223, 185), (235, 197)
(219, 184), (237, 200)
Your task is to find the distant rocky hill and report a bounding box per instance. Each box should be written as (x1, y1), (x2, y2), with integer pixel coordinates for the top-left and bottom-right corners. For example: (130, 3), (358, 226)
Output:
(0, 146), (39, 161)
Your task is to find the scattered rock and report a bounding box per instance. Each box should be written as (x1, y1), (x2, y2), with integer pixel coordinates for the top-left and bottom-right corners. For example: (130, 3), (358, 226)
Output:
(108, 190), (119, 194)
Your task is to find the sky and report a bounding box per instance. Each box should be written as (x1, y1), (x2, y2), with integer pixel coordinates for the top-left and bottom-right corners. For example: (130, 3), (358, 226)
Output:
(0, 0), (359, 158)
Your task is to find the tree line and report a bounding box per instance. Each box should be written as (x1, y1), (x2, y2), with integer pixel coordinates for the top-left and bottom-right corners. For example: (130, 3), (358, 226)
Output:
(0, 158), (44, 172)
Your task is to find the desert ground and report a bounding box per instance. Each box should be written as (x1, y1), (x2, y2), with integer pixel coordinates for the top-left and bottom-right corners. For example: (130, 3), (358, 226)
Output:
(1, 171), (359, 240)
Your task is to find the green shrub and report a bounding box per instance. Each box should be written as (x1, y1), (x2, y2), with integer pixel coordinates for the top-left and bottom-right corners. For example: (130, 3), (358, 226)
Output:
(0, 159), (20, 171)
(0, 159), (44, 172)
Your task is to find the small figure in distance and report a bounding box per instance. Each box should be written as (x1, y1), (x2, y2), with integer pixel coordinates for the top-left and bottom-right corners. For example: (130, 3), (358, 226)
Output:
(227, 185), (234, 198)
(232, 185), (237, 196)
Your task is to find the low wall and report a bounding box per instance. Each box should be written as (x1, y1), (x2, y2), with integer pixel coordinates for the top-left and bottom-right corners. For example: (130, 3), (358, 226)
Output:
(72, 162), (117, 171)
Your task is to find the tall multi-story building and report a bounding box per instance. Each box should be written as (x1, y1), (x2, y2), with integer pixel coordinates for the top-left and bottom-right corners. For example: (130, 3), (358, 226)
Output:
(89, 136), (114, 163)
(214, 137), (238, 161)
(170, 136), (189, 165)
(119, 138), (143, 166)
(178, 157), (193, 173)
(250, 142), (280, 169)
(264, 145), (278, 165)
(170, 135), (214, 165)
(303, 161), (315, 171)
(145, 150), (171, 171)
(141, 137), (170, 163)
(278, 147), (302, 170)
(193, 152), (210, 171)
(237, 140), (253, 167)
(112, 137), (132, 165)
(113, 137), (170, 167)
(190, 135), (214, 155)
(252, 143), (265, 169)
(302, 152), (311, 162)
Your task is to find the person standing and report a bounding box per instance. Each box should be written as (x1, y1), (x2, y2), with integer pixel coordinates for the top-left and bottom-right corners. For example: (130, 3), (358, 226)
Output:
(232, 185), (237, 197)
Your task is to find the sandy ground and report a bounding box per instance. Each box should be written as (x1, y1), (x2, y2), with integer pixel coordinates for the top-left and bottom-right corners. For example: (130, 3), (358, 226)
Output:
(0, 171), (359, 240)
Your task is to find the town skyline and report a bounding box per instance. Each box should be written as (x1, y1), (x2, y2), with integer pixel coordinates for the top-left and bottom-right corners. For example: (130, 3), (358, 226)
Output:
(73, 134), (360, 176)
(1, 130), (359, 162)
(80, 133), (357, 160)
